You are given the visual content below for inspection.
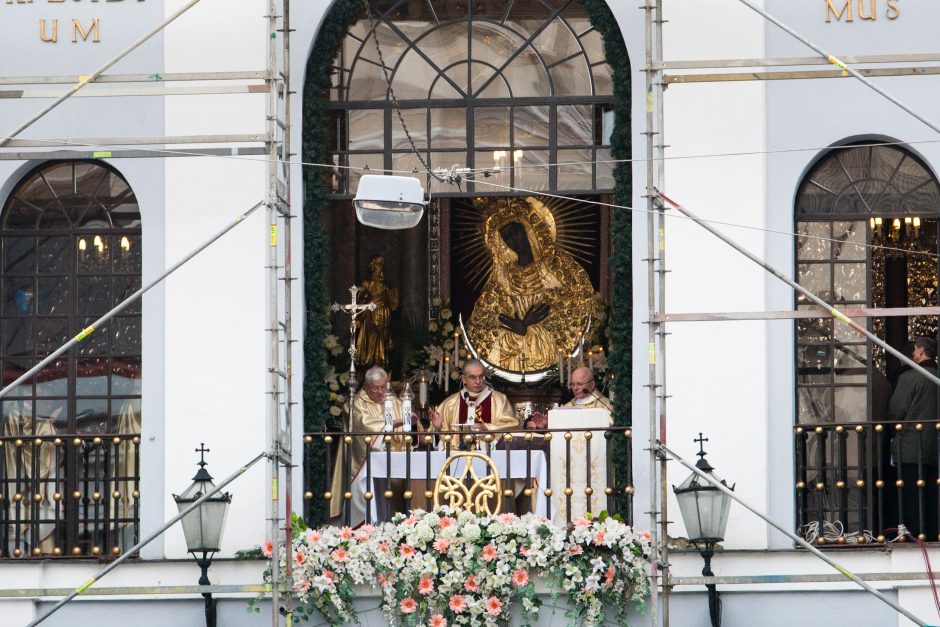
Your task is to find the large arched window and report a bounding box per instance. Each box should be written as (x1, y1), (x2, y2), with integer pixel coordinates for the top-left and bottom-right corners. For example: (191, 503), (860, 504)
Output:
(0, 160), (141, 558)
(326, 0), (616, 195)
(794, 142), (940, 543)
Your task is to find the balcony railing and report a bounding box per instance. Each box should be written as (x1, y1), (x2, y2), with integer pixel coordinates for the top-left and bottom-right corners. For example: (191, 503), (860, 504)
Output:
(0, 433), (140, 558)
(303, 427), (633, 527)
(796, 420), (940, 544)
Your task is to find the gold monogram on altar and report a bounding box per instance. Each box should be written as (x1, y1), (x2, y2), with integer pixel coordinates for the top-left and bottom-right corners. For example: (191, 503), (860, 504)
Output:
(434, 452), (502, 515)
(465, 197), (594, 373)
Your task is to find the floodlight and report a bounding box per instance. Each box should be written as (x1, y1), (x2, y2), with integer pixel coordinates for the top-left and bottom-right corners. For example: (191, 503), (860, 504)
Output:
(354, 174), (426, 230)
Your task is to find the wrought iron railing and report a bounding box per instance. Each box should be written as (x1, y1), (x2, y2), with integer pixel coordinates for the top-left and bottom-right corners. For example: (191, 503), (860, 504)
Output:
(796, 420), (940, 544)
(0, 433), (140, 558)
(303, 427), (633, 527)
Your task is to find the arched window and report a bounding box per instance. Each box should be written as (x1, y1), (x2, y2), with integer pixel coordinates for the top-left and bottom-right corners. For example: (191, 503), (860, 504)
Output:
(0, 160), (141, 558)
(794, 142), (940, 542)
(326, 0), (616, 195)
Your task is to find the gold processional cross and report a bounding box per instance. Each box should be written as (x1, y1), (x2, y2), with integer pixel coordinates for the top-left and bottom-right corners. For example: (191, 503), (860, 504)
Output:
(331, 285), (376, 431)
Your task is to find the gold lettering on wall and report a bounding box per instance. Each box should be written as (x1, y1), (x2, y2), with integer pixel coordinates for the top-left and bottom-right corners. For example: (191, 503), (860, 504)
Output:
(826, 0), (853, 22)
(886, 0), (900, 19)
(857, 0), (876, 20)
(72, 17), (99, 42)
(38, 17), (56, 42)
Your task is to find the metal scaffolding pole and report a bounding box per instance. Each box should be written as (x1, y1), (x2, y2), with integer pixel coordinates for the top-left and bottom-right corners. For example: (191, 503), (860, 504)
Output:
(643, 2), (664, 624)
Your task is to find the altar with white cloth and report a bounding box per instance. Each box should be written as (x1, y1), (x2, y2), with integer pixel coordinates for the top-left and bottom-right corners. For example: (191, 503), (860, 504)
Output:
(359, 449), (549, 522)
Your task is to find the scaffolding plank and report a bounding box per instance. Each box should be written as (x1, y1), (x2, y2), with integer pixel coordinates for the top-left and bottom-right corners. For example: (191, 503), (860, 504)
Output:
(0, 147), (268, 160)
(661, 52), (940, 70)
(665, 65), (940, 84)
(0, 85), (269, 99)
(654, 307), (940, 322)
(0, 71), (269, 86)
(0, 134), (268, 149)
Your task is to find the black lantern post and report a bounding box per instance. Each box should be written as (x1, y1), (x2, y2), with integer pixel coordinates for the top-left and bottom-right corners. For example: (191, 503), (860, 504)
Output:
(673, 433), (734, 627)
(172, 444), (232, 627)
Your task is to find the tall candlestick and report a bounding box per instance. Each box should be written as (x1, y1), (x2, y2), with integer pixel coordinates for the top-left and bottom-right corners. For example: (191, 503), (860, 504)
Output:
(558, 351), (565, 385)
(444, 355), (450, 393)
(400, 381), (413, 432)
(453, 330), (460, 366)
(383, 382), (395, 433)
(588, 349), (594, 371)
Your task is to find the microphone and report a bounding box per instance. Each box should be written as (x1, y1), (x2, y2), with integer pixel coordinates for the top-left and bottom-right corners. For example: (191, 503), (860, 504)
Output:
(589, 389), (613, 411)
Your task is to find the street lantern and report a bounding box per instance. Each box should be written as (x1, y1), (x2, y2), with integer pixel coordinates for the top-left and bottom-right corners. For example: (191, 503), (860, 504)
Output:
(673, 433), (734, 627)
(353, 174), (426, 229)
(172, 443), (232, 627)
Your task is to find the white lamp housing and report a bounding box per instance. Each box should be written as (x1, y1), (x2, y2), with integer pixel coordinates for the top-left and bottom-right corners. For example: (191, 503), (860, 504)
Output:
(673, 455), (733, 544)
(354, 174), (426, 230)
(173, 466), (231, 554)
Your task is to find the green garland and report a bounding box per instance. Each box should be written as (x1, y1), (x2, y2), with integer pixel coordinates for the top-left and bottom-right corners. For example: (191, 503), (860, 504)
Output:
(303, 0), (632, 524)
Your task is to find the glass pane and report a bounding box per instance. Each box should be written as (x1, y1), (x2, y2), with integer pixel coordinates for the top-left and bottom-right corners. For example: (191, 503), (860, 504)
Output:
(112, 358), (142, 396)
(798, 344), (832, 384)
(36, 359), (68, 397)
(112, 317), (141, 357)
(798, 386), (832, 424)
(390, 152), (429, 183)
(430, 71), (465, 99)
(550, 56), (591, 96)
(36, 398), (67, 432)
(112, 234), (141, 274)
(37, 276), (68, 315)
(513, 106), (550, 147)
(357, 21), (407, 69)
(833, 221), (866, 260)
(77, 236), (109, 274)
(596, 148), (614, 190)
(834, 386), (867, 423)
(474, 107), (509, 148)
(3, 278), (34, 316)
(580, 29), (607, 66)
(514, 150), (549, 191)
(834, 343), (867, 384)
(797, 263), (832, 302)
(2, 319), (32, 356)
(349, 109), (385, 151)
(797, 314), (832, 343)
(476, 73), (511, 99)
(77, 276), (110, 316)
(391, 108), (427, 150)
(2, 400), (33, 427)
(76, 357), (109, 396)
(834, 314), (864, 342)
(557, 105), (592, 146)
(112, 277), (141, 313)
(76, 318), (108, 357)
(37, 235), (68, 274)
(347, 153), (385, 194)
(412, 23), (467, 80)
(499, 53), (550, 97)
(3, 237), (33, 275)
(76, 397), (109, 434)
(834, 263), (866, 302)
(797, 222), (830, 260)
(430, 108), (466, 150)
(533, 19), (580, 66)
(557, 149), (592, 190)
(393, 52), (442, 100)
(429, 151), (469, 174)
(35, 318), (68, 354)
(347, 60), (391, 101)
(3, 199), (39, 229)
(111, 398), (141, 433)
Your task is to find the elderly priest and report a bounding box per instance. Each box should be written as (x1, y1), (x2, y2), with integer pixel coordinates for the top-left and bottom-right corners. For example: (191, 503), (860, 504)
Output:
(430, 359), (518, 432)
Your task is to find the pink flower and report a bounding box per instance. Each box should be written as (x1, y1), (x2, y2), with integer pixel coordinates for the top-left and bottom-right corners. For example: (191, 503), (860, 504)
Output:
(339, 526), (354, 540)
(594, 530), (607, 545)
(464, 575), (479, 592)
(378, 541), (390, 554)
(400, 543), (416, 558)
(433, 538), (451, 552)
(605, 566), (615, 586)
(438, 516), (457, 529)
(377, 573), (394, 587)
(568, 545), (584, 555)
(498, 513), (517, 524)
(354, 529), (370, 542)
(449, 594), (467, 613)
(403, 515), (418, 526)
(481, 544), (497, 561)
(573, 517), (591, 528)
(261, 540), (273, 558)
(399, 597), (417, 614)
(305, 530), (322, 544)
(295, 551), (306, 565)
(511, 569), (529, 587)
(331, 548), (348, 562)
(644, 530), (652, 540)
(520, 545), (531, 556)
(429, 614), (448, 627)
(418, 576), (435, 595)
(293, 578), (311, 592)
(485, 596), (503, 616)
(323, 570), (334, 582)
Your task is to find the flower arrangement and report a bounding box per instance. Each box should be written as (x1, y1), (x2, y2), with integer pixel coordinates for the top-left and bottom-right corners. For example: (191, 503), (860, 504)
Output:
(257, 508), (651, 626)
(323, 331), (350, 428)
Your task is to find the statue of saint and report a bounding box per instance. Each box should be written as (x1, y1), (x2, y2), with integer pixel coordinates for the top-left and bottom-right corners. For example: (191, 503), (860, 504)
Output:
(354, 254), (399, 367)
(467, 197), (594, 371)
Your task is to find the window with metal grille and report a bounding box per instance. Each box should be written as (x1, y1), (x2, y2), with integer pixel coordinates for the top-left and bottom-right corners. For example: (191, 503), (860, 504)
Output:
(794, 142), (940, 543)
(0, 160), (141, 559)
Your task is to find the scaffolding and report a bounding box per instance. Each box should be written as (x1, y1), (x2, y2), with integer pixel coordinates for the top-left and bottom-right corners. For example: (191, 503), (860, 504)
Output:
(0, 2), (296, 625)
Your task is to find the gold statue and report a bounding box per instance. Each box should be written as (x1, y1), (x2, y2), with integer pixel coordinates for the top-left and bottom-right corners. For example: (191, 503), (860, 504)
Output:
(467, 197), (594, 371)
(354, 254), (399, 367)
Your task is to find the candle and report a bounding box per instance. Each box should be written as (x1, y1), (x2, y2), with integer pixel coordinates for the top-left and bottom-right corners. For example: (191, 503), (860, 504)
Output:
(400, 382), (413, 432)
(438, 352), (443, 385)
(383, 383), (395, 433)
(588, 349), (594, 371)
(558, 351), (565, 385)
(568, 354), (574, 383)
(453, 330), (460, 366)
(419, 374), (428, 408)
(444, 355), (450, 393)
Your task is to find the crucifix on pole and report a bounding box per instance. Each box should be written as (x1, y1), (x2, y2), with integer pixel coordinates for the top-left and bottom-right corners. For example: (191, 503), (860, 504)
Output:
(331, 285), (376, 431)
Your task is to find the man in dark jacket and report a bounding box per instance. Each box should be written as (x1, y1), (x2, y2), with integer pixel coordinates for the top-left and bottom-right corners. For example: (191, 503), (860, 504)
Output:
(887, 336), (940, 540)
